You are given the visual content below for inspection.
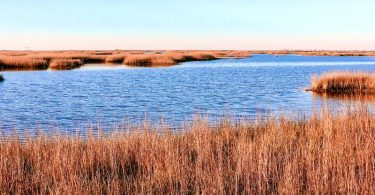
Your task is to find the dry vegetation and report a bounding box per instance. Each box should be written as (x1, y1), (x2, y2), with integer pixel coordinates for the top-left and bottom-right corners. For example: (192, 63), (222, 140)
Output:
(250, 50), (375, 56)
(308, 71), (375, 93)
(0, 56), (48, 70)
(1, 108), (375, 194)
(0, 50), (234, 70)
(1, 50), (374, 71)
(49, 59), (84, 70)
(124, 54), (177, 66)
(105, 54), (127, 64)
(297, 50), (375, 57)
(124, 52), (218, 66)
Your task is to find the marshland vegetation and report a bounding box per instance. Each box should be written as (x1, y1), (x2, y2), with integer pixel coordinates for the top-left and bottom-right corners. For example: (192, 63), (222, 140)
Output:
(1, 108), (375, 194)
(49, 59), (84, 70)
(308, 72), (375, 93)
(0, 50), (249, 70)
(251, 50), (375, 56)
(1, 50), (374, 71)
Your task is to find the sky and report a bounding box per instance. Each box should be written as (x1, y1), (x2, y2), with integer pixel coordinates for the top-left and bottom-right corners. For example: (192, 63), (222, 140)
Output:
(1, 0), (375, 50)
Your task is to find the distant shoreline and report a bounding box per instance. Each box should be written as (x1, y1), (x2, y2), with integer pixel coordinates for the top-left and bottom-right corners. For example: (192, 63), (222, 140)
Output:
(0, 50), (374, 71)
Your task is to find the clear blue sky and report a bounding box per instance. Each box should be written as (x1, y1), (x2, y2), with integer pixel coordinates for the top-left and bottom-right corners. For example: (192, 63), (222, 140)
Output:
(1, 0), (375, 50)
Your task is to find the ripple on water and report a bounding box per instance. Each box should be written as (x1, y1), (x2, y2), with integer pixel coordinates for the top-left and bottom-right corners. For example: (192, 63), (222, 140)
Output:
(1, 55), (375, 131)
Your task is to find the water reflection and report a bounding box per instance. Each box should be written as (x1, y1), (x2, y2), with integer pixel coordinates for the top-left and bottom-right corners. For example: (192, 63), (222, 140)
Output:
(76, 64), (131, 71)
(312, 92), (375, 103)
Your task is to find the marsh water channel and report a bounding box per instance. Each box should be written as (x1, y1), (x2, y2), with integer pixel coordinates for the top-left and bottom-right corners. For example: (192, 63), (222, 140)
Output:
(1, 54), (375, 132)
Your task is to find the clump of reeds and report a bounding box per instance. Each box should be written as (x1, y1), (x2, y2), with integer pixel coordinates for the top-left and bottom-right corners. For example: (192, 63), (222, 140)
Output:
(0, 51), (222, 69)
(0, 56), (49, 70)
(308, 71), (375, 93)
(49, 59), (84, 70)
(105, 54), (127, 64)
(124, 52), (219, 66)
(225, 51), (252, 58)
(187, 52), (218, 61)
(1, 107), (375, 194)
(124, 54), (177, 66)
(79, 54), (107, 63)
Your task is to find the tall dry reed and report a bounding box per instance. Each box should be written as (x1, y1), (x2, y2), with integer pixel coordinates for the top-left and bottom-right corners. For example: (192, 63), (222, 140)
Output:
(124, 52), (217, 66)
(309, 71), (375, 93)
(124, 54), (176, 66)
(49, 59), (84, 70)
(2, 50), (374, 71)
(0, 56), (49, 69)
(105, 54), (127, 64)
(1, 108), (375, 194)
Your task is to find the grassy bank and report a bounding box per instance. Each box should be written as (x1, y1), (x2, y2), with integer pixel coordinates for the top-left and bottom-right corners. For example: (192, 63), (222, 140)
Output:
(0, 50), (250, 70)
(49, 59), (84, 70)
(308, 72), (375, 93)
(1, 50), (374, 71)
(250, 50), (375, 56)
(1, 108), (375, 194)
(124, 52), (218, 66)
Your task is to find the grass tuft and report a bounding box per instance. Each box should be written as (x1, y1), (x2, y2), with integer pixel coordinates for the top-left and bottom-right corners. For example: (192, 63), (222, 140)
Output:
(49, 59), (84, 70)
(124, 54), (177, 66)
(124, 52), (218, 66)
(105, 54), (127, 64)
(308, 71), (375, 93)
(0, 56), (49, 70)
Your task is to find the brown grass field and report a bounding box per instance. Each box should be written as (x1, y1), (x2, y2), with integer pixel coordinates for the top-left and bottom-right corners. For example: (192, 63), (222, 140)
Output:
(0, 50), (248, 70)
(250, 50), (375, 56)
(308, 72), (375, 93)
(49, 59), (84, 70)
(1, 50), (374, 71)
(1, 107), (375, 194)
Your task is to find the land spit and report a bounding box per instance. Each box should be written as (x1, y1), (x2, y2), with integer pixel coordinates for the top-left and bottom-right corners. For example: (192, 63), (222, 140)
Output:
(308, 71), (375, 93)
(1, 50), (374, 71)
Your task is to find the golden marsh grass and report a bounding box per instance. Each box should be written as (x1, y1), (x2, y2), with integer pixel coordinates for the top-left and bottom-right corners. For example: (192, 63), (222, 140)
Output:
(309, 71), (375, 93)
(104, 54), (127, 64)
(49, 59), (84, 70)
(1, 108), (375, 194)
(124, 52), (218, 66)
(0, 51), (221, 69)
(1, 50), (374, 71)
(124, 54), (177, 66)
(0, 56), (49, 69)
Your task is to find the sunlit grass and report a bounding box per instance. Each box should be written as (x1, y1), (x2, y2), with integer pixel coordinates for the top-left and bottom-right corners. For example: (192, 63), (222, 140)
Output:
(105, 54), (127, 64)
(49, 59), (84, 70)
(309, 71), (375, 93)
(124, 52), (218, 66)
(1, 107), (375, 194)
(0, 56), (49, 69)
(1, 50), (374, 71)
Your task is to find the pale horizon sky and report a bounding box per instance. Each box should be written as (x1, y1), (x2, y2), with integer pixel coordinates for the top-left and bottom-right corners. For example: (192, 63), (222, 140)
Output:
(1, 0), (375, 50)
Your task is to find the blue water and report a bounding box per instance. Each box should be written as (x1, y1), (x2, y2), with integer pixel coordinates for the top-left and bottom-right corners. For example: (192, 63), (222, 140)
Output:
(1, 54), (375, 131)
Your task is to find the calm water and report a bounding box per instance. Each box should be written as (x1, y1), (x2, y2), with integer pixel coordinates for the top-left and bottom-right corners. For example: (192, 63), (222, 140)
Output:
(1, 54), (375, 131)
